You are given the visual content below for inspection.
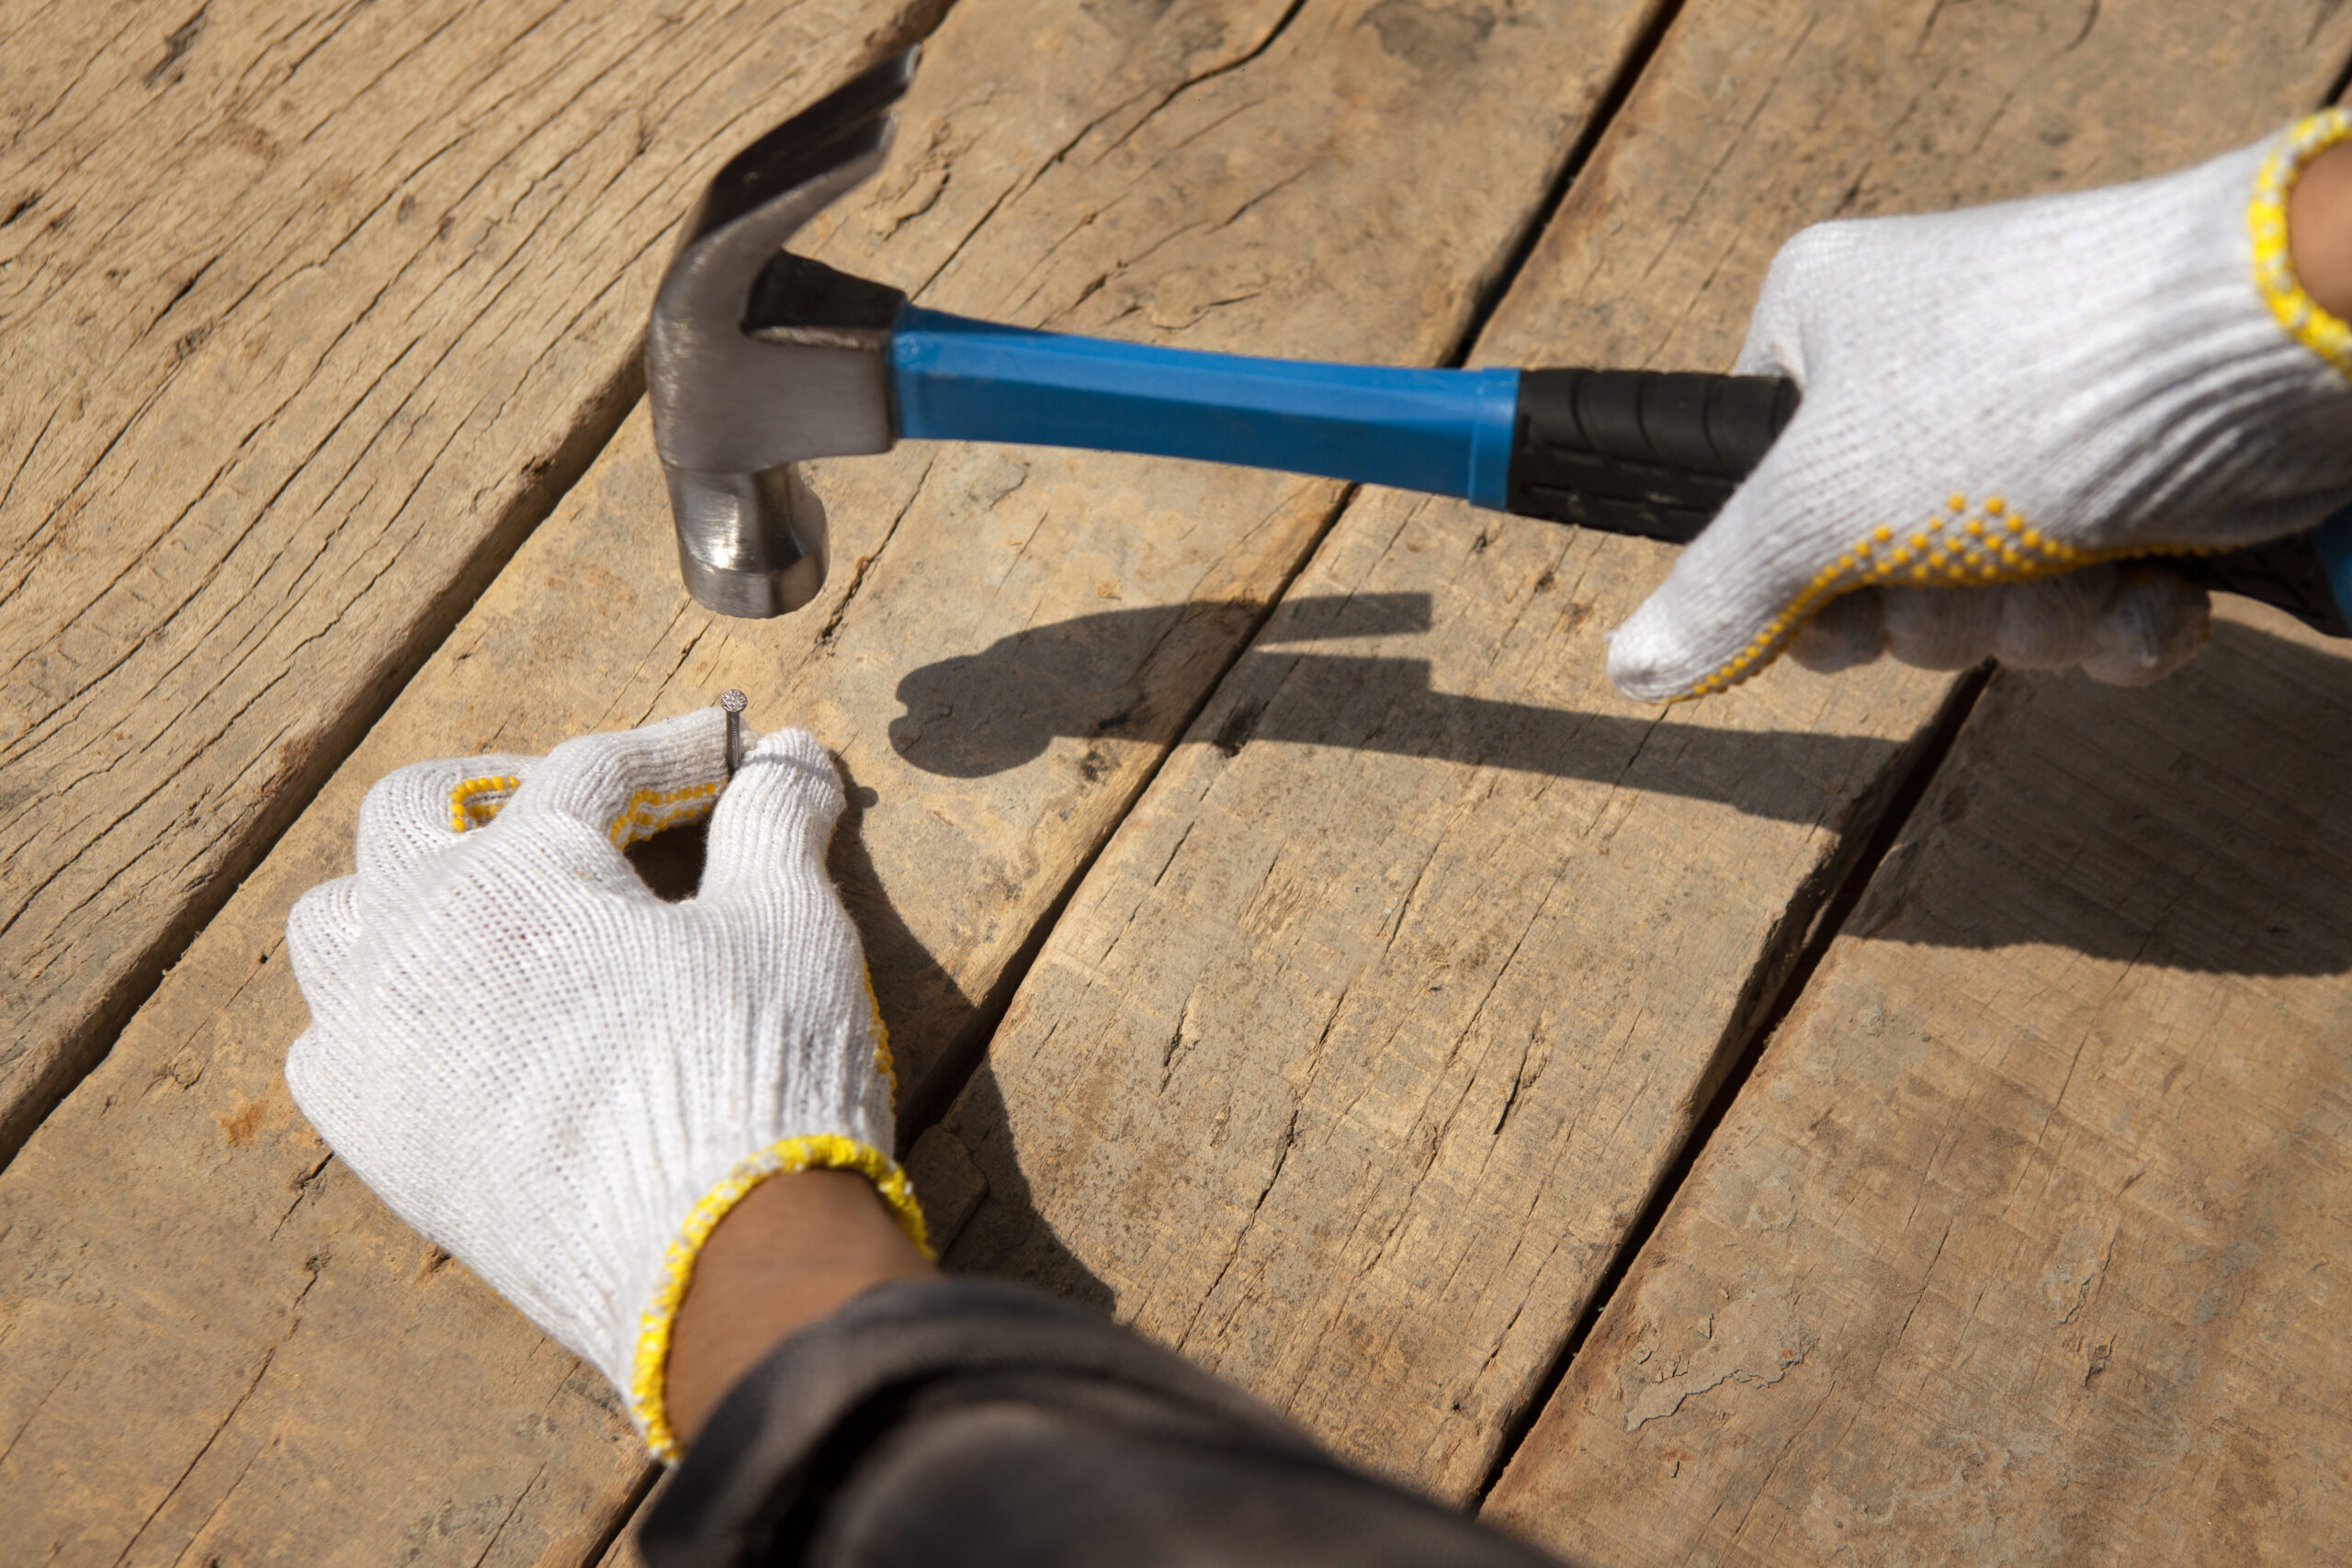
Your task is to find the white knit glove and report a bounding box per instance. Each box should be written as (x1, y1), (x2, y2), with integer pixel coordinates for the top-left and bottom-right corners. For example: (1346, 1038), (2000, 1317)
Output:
(284, 709), (922, 1463)
(1608, 110), (2352, 702)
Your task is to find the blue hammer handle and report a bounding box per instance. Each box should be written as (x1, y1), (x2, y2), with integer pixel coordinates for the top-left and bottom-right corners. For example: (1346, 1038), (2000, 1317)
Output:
(894, 307), (1523, 509)
(885, 304), (2352, 639)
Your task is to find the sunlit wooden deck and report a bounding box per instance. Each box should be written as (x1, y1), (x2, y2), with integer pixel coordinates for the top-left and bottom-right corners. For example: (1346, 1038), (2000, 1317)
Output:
(4, 2), (2348, 1562)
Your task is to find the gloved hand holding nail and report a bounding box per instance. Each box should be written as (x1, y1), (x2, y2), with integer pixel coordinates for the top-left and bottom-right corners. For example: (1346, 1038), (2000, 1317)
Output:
(1606, 112), (2352, 702)
(279, 704), (1573, 1568)
(283, 707), (921, 1464)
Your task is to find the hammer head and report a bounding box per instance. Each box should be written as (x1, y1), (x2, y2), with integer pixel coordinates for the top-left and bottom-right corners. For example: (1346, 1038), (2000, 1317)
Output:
(646, 51), (917, 617)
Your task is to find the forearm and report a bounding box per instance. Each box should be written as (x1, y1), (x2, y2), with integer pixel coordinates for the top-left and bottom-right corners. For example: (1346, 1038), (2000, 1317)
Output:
(642, 1278), (1562, 1568)
(2291, 139), (2352, 321)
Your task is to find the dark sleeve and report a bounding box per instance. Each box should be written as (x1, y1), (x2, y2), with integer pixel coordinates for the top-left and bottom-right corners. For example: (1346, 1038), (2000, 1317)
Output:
(636, 1277), (1574, 1568)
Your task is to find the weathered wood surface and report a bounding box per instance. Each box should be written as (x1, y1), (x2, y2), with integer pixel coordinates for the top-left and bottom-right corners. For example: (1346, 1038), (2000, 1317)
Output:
(921, 502), (1956, 1502)
(1483, 601), (2352, 1563)
(924, 0), (2352, 1510)
(594, 1481), (662, 1568)
(0, 0), (1659, 1560)
(0, 0), (947, 1162)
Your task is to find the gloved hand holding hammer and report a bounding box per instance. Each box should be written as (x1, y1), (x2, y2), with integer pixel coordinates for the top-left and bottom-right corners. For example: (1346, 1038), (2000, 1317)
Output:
(645, 56), (2352, 710)
(1608, 111), (2352, 700)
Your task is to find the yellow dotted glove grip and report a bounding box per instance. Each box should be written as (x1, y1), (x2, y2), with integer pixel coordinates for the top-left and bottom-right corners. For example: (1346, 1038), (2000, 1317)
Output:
(1687, 109), (2352, 702)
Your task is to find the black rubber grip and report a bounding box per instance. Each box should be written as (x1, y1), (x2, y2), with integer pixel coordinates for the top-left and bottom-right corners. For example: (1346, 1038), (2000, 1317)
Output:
(1504, 368), (1797, 545)
(1503, 367), (2348, 638)
(2173, 532), (2352, 637)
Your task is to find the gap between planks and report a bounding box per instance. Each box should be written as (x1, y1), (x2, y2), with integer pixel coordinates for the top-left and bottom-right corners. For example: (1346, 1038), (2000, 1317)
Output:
(1468, 663), (1991, 1504)
(1465, 40), (2352, 1518)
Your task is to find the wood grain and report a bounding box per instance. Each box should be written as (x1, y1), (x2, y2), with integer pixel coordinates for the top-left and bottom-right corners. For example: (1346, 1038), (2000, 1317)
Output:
(0, 0), (1655, 1560)
(0, 0), (946, 1162)
(926, 493), (1956, 1502)
(1484, 601), (2352, 1563)
(926, 0), (2352, 1510)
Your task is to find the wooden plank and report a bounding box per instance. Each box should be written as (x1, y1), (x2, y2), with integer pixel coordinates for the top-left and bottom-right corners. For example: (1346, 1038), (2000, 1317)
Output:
(0, 0), (948, 1161)
(921, 0), (2352, 1506)
(0, 0), (1659, 1561)
(1483, 600), (2352, 1562)
(920, 501), (1958, 1501)
(593, 1477), (662, 1568)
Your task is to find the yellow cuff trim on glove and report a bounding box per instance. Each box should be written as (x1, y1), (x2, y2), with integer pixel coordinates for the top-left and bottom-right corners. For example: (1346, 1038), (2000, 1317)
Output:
(628, 1134), (932, 1464)
(2253, 108), (2352, 379)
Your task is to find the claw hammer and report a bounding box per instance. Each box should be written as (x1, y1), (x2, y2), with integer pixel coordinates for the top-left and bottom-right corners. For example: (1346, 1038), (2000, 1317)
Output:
(647, 49), (2352, 637)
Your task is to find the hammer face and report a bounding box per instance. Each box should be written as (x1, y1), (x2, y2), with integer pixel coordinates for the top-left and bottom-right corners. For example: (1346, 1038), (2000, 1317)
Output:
(665, 461), (830, 617)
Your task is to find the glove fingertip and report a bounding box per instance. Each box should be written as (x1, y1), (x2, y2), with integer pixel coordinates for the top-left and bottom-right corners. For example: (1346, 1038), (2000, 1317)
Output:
(1604, 599), (1710, 702)
(1602, 423), (1869, 702)
(736, 728), (845, 817)
(356, 753), (536, 881)
(1607, 591), (1784, 703)
(2083, 570), (2211, 686)
(514, 709), (729, 840)
(703, 728), (849, 893)
(281, 1026), (337, 1137)
(1603, 534), (1796, 702)
(287, 877), (363, 977)
(744, 725), (837, 775)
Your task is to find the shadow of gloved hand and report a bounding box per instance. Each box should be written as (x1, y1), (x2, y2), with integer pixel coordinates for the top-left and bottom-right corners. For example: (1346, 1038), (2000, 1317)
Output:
(284, 709), (922, 1464)
(1608, 112), (2352, 702)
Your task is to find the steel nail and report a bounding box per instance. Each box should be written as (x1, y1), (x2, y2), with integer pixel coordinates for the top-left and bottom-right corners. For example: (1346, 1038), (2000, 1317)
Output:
(719, 689), (748, 777)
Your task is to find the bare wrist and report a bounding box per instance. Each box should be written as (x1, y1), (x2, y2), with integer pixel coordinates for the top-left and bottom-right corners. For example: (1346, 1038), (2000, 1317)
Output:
(2290, 140), (2352, 322)
(665, 1168), (935, 1448)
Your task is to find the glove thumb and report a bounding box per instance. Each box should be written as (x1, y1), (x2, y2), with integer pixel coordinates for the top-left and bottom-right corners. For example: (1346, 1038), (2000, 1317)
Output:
(1606, 425), (1869, 701)
(697, 728), (847, 907)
